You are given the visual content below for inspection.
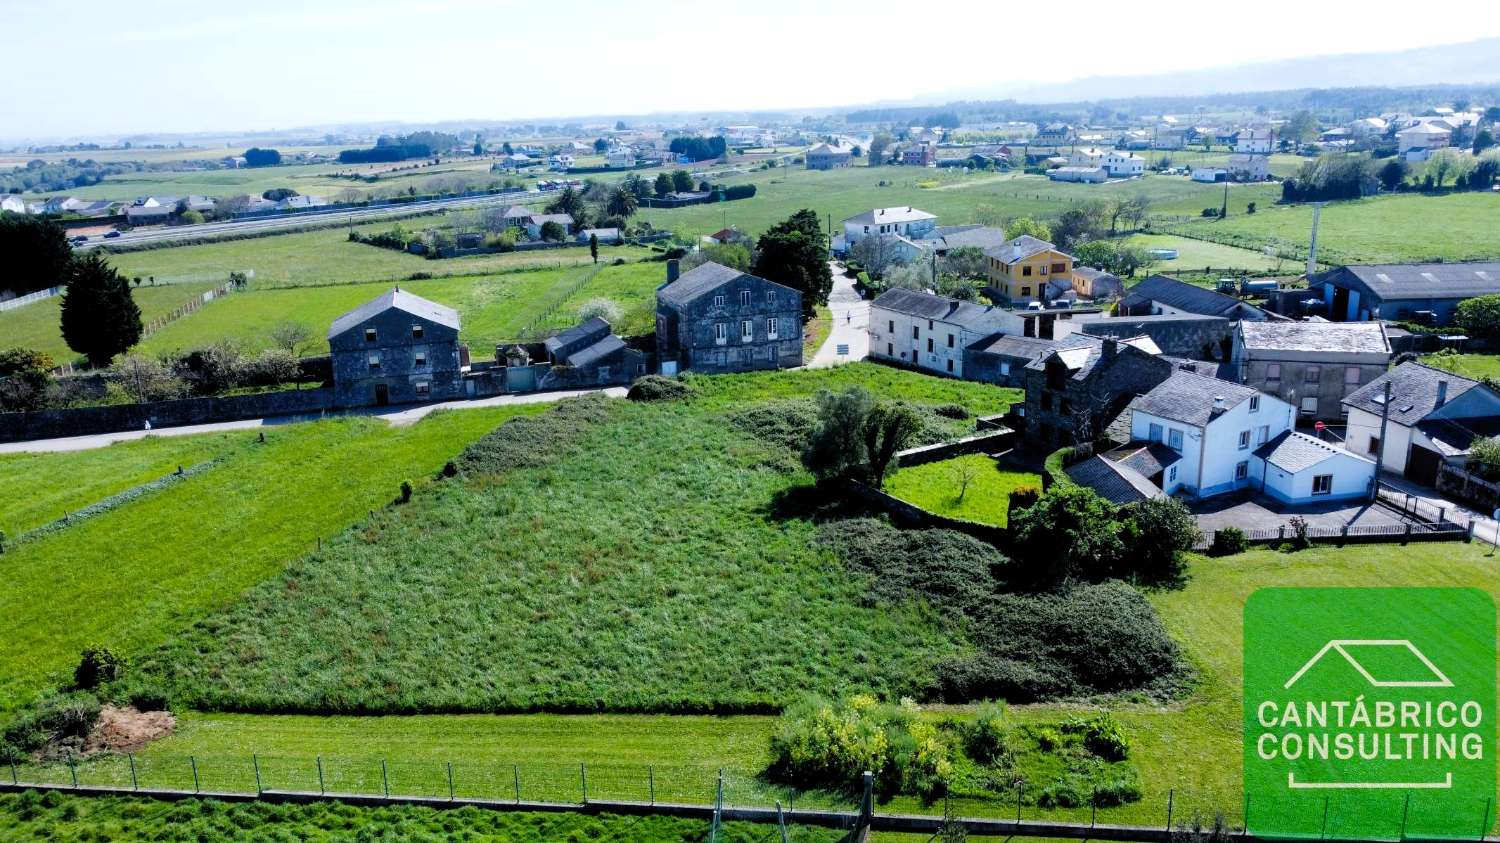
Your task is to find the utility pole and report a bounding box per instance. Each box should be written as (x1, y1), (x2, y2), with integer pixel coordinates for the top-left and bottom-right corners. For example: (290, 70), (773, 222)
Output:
(1306, 202), (1325, 277)
(1372, 380), (1392, 500)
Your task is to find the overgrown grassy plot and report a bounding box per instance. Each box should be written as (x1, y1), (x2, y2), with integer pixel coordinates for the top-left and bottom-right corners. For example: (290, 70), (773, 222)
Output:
(881, 455), (1040, 528)
(0, 432), (250, 536)
(0, 405), (545, 712)
(0, 792), (847, 843)
(142, 391), (968, 713)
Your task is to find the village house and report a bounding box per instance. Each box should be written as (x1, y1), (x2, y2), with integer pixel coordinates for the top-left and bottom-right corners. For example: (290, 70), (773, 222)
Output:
(1034, 123), (1076, 146)
(1306, 262), (1500, 326)
(868, 288), (1021, 378)
(1119, 275), (1267, 321)
(1396, 122), (1451, 162)
(963, 334), (1062, 389)
(1071, 267), (1124, 300)
(328, 288), (464, 408)
(1234, 127), (1277, 153)
(805, 143), (852, 170)
(1019, 334), (1175, 447)
(899, 142), (936, 166)
(841, 207), (937, 249)
(982, 235), (1079, 304)
(1226, 153), (1270, 181)
(1232, 321), (1391, 421)
(1079, 313), (1233, 361)
(576, 227), (622, 245)
(655, 260), (802, 375)
(1046, 165), (1107, 184)
(606, 147), (637, 168)
(0, 195), (28, 214)
(1343, 362), (1500, 486)
(542, 317), (645, 385)
(915, 225), (1011, 256)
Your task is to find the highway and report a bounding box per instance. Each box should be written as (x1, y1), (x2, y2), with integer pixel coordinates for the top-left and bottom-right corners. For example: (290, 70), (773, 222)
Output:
(74, 187), (567, 251)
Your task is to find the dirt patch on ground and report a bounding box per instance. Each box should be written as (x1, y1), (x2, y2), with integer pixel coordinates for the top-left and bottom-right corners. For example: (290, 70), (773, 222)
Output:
(84, 705), (176, 753)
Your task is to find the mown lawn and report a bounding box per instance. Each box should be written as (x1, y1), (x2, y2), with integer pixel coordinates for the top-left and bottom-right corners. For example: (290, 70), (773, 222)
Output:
(1121, 233), (1292, 274)
(1421, 351), (1500, 381)
(0, 281), (216, 364)
(135, 260), (662, 356)
(136, 365), (1015, 715)
(0, 404), (546, 712)
(882, 454), (1040, 527)
(0, 432), (250, 536)
(1164, 191), (1500, 265)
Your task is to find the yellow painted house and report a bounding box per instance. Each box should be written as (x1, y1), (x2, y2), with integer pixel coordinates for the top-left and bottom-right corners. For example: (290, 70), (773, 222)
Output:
(983, 235), (1077, 302)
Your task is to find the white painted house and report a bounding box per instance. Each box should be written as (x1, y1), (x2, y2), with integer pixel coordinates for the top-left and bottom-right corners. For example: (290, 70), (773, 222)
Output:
(606, 148), (637, 168)
(1253, 430), (1376, 503)
(842, 207), (937, 248)
(1343, 362), (1500, 486)
(868, 287), (1021, 378)
(1396, 123), (1451, 162)
(1234, 128), (1276, 153)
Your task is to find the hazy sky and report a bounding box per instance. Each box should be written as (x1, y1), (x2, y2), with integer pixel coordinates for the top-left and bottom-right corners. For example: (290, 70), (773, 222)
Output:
(6, 0), (1500, 139)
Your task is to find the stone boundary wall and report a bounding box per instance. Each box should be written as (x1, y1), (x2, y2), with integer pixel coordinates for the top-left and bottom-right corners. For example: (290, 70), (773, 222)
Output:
(0, 388), (335, 443)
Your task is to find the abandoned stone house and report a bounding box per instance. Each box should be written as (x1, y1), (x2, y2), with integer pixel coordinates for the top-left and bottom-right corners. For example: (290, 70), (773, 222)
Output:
(655, 260), (803, 375)
(1017, 334), (1177, 448)
(542, 316), (647, 385)
(328, 288), (464, 408)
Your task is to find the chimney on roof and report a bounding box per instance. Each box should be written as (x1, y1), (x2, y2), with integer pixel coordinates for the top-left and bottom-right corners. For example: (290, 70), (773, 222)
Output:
(666, 259), (680, 284)
(1102, 338), (1118, 361)
(1211, 395), (1227, 416)
(1436, 380), (1448, 408)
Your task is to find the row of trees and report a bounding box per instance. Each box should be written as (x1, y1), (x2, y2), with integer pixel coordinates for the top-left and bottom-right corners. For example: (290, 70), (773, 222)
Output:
(669, 136), (727, 162)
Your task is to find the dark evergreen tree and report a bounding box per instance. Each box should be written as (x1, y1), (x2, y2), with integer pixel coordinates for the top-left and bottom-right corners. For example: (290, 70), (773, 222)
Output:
(0, 214), (74, 297)
(751, 209), (831, 319)
(60, 252), (142, 368)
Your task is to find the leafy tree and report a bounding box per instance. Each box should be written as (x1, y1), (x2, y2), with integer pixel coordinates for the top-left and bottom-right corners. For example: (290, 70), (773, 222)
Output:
(1051, 202), (1108, 251)
(752, 209), (832, 318)
(1009, 484), (1126, 590)
(653, 172), (672, 198)
(0, 214), (74, 297)
(593, 138), (609, 153)
(850, 235), (905, 279)
(622, 173), (652, 201)
(615, 120), (628, 131)
(683, 242), (752, 272)
(1283, 110), (1319, 145)
(939, 246), (987, 279)
(671, 169), (694, 192)
(269, 321), (312, 355)
(863, 403), (922, 486)
(1473, 128), (1495, 155)
(0, 347), (53, 411)
(501, 141), (514, 155)
(802, 387), (876, 480)
(1456, 294), (1500, 342)
(546, 186), (585, 218)
(1121, 497), (1199, 585)
(589, 232), (599, 264)
(60, 251), (142, 368)
(178, 209), (205, 225)
(539, 220), (567, 242)
(242, 147), (281, 167)
(668, 136), (727, 162)
(262, 187), (298, 201)
(927, 111), (961, 129)
(1003, 216), (1051, 242)
(605, 186), (638, 219)
(1377, 158), (1409, 191)
(868, 133), (893, 165)
(472, 135), (483, 155)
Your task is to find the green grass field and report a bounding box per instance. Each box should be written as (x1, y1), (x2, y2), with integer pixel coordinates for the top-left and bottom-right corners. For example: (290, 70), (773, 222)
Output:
(1121, 233), (1292, 274)
(0, 282), (217, 364)
(134, 260), (664, 355)
(0, 404), (546, 712)
(1164, 192), (1500, 265)
(882, 454), (1040, 527)
(0, 432), (250, 536)
(133, 365), (1014, 715)
(1421, 352), (1500, 381)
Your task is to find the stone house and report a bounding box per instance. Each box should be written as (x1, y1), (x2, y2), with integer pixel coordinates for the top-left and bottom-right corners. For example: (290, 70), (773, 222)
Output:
(1018, 334), (1176, 448)
(805, 143), (852, 170)
(963, 334), (1061, 388)
(541, 317), (646, 385)
(1231, 321), (1391, 421)
(328, 288), (463, 408)
(1080, 313), (1233, 361)
(655, 261), (802, 375)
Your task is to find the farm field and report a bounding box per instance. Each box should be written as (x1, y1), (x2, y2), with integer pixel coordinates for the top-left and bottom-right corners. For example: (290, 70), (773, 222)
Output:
(1166, 191), (1500, 265)
(1421, 351), (1500, 381)
(103, 216), (653, 289)
(0, 431), (250, 536)
(134, 260), (665, 355)
(1120, 233), (1293, 274)
(83, 540), (1500, 831)
(1131, 149), (1309, 178)
(133, 366), (1017, 715)
(0, 281), (217, 364)
(882, 454), (1040, 527)
(636, 165), (1282, 240)
(0, 403), (547, 712)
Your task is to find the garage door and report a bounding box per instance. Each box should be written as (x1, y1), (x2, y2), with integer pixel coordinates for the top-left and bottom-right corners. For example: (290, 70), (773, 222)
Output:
(1406, 445), (1442, 487)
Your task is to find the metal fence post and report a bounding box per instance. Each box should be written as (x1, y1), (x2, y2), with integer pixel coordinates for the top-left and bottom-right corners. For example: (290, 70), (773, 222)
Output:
(648, 765), (655, 805)
(1166, 788), (1175, 831)
(253, 754), (262, 795)
(777, 800), (789, 843)
(1243, 793), (1251, 835)
(580, 763), (588, 804)
(1091, 789), (1097, 827)
(68, 757), (77, 788)
(513, 764), (520, 803)
(190, 756), (200, 793)
(9, 759), (16, 785)
(1016, 781), (1023, 823)
(381, 759), (389, 798)
(317, 755), (325, 795)
(129, 753), (138, 790)
(447, 762), (454, 801)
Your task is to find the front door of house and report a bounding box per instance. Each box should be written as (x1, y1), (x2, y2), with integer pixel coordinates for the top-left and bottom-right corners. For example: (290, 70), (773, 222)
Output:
(374, 383), (389, 406)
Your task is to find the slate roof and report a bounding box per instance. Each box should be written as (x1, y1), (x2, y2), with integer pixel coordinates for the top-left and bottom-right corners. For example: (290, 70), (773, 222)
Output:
(1123, 275), (1249, 317)
(968, 334), (1060, 361)
(843, 206), (936, 226)
(565, 334), (627, 369)
(1112, 441), (1183, 477)
(1065, 455), (1162, 505)
(984, 234), (1068, 264)
(657, 261), (794, 307)
(1252, 430), (1369, 472)
(1072, 266), (1121, 285)
(328, 289), (460, 340)
(1238, 321), (1390, 355)
(1022, 333), (1161, 377)
(920, 225), (1012, 253)
(1127, 368), (1260, 428)
(501, 205), (533, 219)
(871, 288), (1009, 332)
(1308, 262), (1500, 302)
(1341, 362), (1480, 425)
(544, 316), (610, 355)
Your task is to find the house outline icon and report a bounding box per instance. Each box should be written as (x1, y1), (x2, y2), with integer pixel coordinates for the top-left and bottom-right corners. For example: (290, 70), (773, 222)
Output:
(1283, 639), (1453, 690)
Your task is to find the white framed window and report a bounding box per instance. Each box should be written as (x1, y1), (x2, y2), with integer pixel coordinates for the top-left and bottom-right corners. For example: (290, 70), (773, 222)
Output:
(1312, 474), (1333, 495)
(1238, 430), (1251, 450)
(413, 350), (427, 367)
(766, 291), (775, 304)
(713, 295), (725, 307)
(714, 322), (727, 344)
(740, 290), (751, 306)
(766, 318), (778, 340)
(414, 381), (430, 397)
(740, 320), (754, 342)
(411, 324), (424, 339)
(1249, 395), (1260, 412)
(1168, 428), (1184, 451)
(1235, 460), (1249, 480)
(1300, 396), (1318, 415)
(1257, 425), (1269, 445)
(364, 328), (378, 343)
(367, 353), (381, 370)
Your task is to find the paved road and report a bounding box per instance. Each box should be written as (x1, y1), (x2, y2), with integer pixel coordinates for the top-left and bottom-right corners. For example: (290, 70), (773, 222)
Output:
(75, 190), (562, 251)
(0, 387), (626, 454)
(809, 264), (870, 368)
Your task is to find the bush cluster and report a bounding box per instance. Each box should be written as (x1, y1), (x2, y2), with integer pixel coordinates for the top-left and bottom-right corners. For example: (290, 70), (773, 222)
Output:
(455, 395), (612, 475)
(626, 375), (693, 402)
(1208, 526), (1249, 557)
(1010, 487), (1199, 589)
(768, 694), (953, 801)
(1, 692), (101, 762)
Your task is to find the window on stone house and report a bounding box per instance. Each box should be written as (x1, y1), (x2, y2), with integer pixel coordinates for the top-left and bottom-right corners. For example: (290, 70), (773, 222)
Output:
(1305, 366), (1321, 384)
(1266, 363), (1281, 382)
(1300, 396), (1318, 415)
(740, 290), (751, 306)
(714, 322), (727, 343)
(766, 318), (778, 340)
(411, 324), (423, 339)
(414, 381), (430, 397)
(414, 350), (426, 367)
(713, 295), (724, 307)
(368, 353), (381, 370)
(766, 291), (775, 304)
(741, 320), (754, 341)
(1040, 393), (1052, 411)
(364, 328), (377, 343)
(1345, 366), (1361, 385)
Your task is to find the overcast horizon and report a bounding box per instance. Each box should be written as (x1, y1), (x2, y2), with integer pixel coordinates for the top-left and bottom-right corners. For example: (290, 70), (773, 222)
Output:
(7, 0), (1500, 141)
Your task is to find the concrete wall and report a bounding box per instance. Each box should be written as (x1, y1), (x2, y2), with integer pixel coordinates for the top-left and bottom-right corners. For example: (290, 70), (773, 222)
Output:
(1237, 357), (1387, 422)
(0, 388), (334, 443)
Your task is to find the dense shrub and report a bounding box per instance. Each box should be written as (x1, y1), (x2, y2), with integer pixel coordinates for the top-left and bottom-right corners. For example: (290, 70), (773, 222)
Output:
(932, 403), (970, 420)
(1, 692), (101, 761)
(818, 519), (1006, 616)
(1009, 485), (1126, 589)
(456, 395), (612, 474)
(958, 703), (1008, 765)
(768, 694), (952, 801)
(1063, 712), (1130, 761)
(727, 399), (821, 451)
(627, 375), (692, 402)
(1208, 526), (1249, 557)
(1120, 497), (1200, 585)
(74, 645), (126, 690)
